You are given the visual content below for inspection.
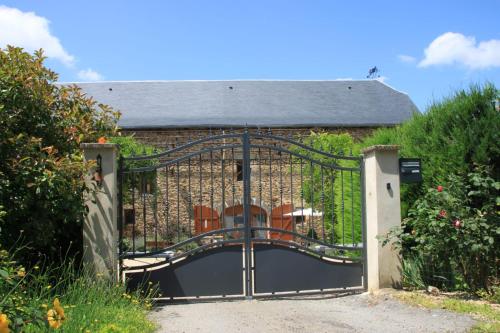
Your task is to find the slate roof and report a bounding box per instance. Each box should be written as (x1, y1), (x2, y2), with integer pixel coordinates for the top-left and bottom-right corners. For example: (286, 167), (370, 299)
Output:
(63, 80), (419, 129)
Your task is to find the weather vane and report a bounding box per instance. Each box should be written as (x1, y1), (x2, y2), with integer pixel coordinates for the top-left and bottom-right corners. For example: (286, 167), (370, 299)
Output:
(366, 66), (380, 79)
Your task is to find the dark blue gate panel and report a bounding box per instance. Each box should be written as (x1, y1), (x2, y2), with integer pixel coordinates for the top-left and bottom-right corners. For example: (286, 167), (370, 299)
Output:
(126, 245), (244, 298)
(253, 243), (363, 294)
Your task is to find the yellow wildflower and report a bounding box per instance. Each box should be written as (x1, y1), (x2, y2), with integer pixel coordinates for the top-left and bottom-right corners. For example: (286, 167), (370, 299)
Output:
(47, 309), (60, 329)
(47, 298), (65, 329)
(53, 298), (65, 318)
(17, 268), (26, 278)
(0, 313), (9, 333)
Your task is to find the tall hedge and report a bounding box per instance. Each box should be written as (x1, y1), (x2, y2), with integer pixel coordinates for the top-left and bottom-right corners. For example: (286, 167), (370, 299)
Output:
(297, 133), (362, 245)
(363, 83), (499, 213)
(0, 47), (119, 263)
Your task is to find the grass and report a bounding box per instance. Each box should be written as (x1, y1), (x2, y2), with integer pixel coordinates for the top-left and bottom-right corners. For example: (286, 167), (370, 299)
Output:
(394, 291), (500, 333)
(32, 266), (157, 333)
(46, 301), (156, 333)
(36, 271), (156, 333)
(1, 245), (157, 333)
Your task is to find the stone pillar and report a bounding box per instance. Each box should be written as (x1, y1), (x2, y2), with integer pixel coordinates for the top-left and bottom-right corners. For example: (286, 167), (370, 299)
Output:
(363, 145), (402, 291)
(80, 143), (119, 280)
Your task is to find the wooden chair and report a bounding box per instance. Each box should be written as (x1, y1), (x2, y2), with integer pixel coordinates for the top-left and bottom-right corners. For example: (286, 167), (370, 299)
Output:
(193, 205), (220, 235)
(270, 204), (294, 240)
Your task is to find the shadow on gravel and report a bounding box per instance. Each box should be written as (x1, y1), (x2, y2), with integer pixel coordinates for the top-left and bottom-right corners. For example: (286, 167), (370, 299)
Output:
(152, 289), (363, 308)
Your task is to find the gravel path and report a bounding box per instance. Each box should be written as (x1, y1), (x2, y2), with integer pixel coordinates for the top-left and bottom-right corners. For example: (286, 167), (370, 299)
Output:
(150, 292), (476, 333)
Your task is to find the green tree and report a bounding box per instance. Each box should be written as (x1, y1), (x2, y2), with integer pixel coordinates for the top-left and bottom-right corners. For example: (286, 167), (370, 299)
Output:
(0, 46), (119, 263)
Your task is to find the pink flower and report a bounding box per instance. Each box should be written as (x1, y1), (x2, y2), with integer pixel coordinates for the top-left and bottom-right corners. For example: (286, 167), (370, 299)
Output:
(438, 210), (447, 218)
(437, 185), (443, 192)
(454, 220), (461, 228)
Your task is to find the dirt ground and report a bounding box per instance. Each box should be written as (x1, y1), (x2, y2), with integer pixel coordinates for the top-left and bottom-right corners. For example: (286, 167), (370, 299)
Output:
(149, 290), (477, 333)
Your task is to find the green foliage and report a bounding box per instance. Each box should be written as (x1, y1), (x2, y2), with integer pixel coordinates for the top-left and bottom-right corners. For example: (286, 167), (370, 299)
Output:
(366, 84), (499, 293)
(0, 46), (119, 263)
(364, 83), (499, 213)
(476, 286), (500, 304)
(0, 246), (46, 331)
(296, 132), (362, 244)
(108, 136), (157, 167)
(400, 254), (426, 290)
(108, 136), (159, 202)
(0, 245), (156, 332)
(384, 166), (499, 292)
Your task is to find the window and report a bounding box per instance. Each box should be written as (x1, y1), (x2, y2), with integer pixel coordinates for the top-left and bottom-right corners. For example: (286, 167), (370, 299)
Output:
(236, 160), (243, 181)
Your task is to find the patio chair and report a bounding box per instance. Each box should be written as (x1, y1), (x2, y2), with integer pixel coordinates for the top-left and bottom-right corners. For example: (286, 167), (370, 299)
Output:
(193, 205), (221, 235)
(270, 204), (294, 241)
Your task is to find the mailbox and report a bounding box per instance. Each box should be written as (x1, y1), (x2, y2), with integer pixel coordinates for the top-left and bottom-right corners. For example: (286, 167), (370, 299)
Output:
(399, 158), (422, 183)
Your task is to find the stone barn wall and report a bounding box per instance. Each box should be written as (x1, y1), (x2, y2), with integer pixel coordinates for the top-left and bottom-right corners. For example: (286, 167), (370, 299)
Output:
(119, 127), (374, 251)
(121, 127), (376, 150)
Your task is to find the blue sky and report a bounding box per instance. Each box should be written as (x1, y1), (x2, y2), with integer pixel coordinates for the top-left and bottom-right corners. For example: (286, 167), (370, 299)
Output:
(1, 1), (499, 111)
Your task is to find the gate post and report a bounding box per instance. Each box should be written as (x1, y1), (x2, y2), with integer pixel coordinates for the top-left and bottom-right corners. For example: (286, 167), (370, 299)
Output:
(362, 145), (402, 291)
(80, 143), (119, 280)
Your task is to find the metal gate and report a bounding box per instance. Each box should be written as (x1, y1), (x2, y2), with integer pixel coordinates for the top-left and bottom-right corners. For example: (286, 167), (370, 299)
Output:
(118, 129), (366, 300)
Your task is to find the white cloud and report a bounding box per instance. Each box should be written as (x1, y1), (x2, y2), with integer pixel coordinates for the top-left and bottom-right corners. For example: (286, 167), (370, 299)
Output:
(77, 68), (104, 81)
(398, 54), (416, 63)
(419, 32), (500, 70)
(0, 5), (75, 66)
(375, 76), (388, 83)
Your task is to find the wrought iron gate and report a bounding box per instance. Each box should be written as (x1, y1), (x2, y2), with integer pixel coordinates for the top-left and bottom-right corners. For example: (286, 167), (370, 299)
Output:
(118, 129), (366, 300)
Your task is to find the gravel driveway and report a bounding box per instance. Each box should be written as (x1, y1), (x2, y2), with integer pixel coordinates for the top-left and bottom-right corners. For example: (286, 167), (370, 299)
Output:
(150, 291), (476, 333)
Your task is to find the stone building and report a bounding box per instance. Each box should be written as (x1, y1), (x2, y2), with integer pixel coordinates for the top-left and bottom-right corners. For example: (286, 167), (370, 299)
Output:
(72, 80), (418, 250)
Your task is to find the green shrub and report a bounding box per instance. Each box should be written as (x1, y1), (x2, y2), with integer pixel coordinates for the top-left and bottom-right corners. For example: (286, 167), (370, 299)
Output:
(383, 166), (499, 292)
(108, 136), (157, 166)
(0, 46), (119, 263)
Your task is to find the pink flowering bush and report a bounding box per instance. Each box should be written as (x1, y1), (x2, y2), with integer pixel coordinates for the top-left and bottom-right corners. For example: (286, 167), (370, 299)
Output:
(384, 165), (499, 292)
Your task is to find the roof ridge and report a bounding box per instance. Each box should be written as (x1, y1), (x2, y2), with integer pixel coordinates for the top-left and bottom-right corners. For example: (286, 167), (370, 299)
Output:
(57, 79), (384, 84)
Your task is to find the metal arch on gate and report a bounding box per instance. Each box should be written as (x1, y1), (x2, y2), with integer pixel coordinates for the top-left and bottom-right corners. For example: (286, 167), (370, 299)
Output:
(118, 129), (366, 300)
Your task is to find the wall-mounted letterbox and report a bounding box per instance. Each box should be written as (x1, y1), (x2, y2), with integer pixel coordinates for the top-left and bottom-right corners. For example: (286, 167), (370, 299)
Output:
(399, 158), (422, 183)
